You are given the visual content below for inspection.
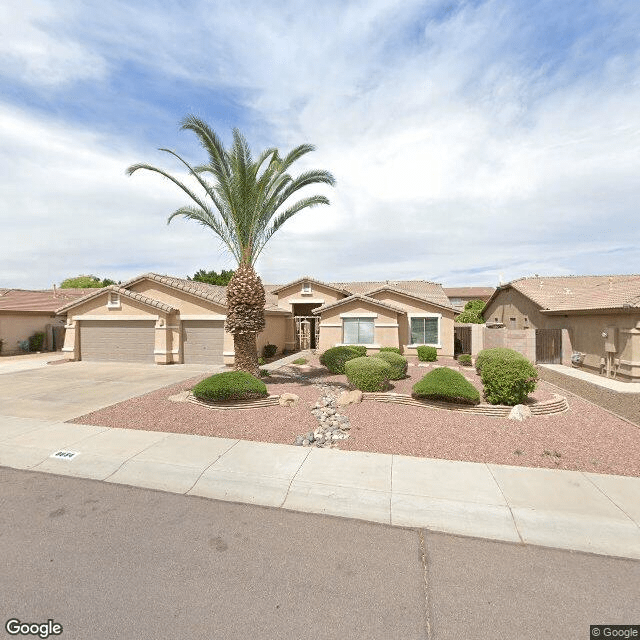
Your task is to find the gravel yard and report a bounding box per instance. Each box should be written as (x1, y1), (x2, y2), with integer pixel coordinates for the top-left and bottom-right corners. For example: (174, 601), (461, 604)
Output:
(71, 354), (640, 477)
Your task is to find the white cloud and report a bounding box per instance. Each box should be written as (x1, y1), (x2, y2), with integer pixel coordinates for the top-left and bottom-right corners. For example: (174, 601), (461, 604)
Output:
(1, 0), (639, 288)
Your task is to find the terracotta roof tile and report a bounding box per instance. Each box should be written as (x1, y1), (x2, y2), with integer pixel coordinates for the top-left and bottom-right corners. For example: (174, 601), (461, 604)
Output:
(312, 295), (408, 315)
(443, 287), (495, 299)
(507, 275), (640, 311)
(331, 280), (454, 308)
(0, 288), (97, 313)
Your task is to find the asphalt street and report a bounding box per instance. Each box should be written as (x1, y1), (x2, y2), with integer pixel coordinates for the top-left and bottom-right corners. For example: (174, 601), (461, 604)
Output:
(1, 467), (638, 640)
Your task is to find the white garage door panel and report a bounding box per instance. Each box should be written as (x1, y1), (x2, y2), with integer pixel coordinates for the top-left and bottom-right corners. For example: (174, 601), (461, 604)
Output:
(183, 320), (224, 364)
(80, 321), (155, 363)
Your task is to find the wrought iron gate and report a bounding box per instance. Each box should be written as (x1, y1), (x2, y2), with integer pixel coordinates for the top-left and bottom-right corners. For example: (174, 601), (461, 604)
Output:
(294, 316), (319, 350)
(535, 329), (562, 364)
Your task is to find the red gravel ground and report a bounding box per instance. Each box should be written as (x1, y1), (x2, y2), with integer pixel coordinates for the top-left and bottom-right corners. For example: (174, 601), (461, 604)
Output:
(71, 355), (640, 477)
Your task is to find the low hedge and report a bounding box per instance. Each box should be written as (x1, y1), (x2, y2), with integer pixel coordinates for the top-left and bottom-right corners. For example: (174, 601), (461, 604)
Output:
(28, 332), (45, 352)
(481, 358), (538, 406)
(371, 351), (408, 380)
(412, 367), (480, 405)
(457, 354), (472, 366)
(379, 346), (402, 355)
(192, 371), (268, 402)
(345, 356), (392, 392)
(417, 345), (437, 362)
(475, 348), (526, 374)
(320, 346), (365, 374)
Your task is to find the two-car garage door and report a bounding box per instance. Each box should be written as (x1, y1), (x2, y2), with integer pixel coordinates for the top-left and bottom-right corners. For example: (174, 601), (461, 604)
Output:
(80, 321), (156, 363)
(182, 320), (224, 364)
(79, 319), (225, 364)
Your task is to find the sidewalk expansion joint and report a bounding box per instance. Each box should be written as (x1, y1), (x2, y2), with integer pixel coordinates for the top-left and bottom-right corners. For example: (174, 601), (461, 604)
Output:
(279, 447), (312, 508)
(485, 463), (525, 544)
(184, 439), (241, 495)
(581, 472), (640, 530)
(102, 431), (173, 482)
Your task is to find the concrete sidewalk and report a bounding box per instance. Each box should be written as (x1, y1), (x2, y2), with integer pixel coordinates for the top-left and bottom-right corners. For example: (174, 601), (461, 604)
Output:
(1, 415), (639, 561)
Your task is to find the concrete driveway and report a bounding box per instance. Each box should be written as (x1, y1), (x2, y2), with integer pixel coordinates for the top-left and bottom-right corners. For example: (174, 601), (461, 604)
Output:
(0, 360), (223, 421)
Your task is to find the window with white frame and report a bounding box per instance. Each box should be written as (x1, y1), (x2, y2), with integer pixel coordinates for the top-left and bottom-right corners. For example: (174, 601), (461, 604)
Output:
(410, 316), (439, 345)
(343, 317), (374, 344)
(301, 282), (312, 294)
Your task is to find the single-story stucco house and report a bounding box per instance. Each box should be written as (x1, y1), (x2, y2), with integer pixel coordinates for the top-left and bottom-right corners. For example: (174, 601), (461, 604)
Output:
(0, 288), (93, 355)
(482, 275), (640, 382)
(56, 274), (459, 365)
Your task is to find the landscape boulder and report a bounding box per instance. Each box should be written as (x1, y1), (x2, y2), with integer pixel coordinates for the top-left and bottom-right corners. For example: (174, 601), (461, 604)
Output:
(337, 390), (363, 406)
(508, 404), (532, 421)
(278, 393), (300, 407)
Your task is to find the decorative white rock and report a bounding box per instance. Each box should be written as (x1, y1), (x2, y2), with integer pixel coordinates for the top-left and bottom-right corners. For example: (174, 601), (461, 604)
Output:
(508, 404), (532, 421)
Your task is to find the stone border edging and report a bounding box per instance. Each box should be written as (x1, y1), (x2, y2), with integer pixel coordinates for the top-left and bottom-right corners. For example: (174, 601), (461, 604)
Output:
(361, 392), (569, 416)
(186, 393), (281, 410)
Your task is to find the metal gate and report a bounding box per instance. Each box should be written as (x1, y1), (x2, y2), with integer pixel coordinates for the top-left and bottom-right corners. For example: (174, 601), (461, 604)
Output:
(454, 325), (472, 357)
(294, 316), (320, 350)
(536, 329), (562, 364)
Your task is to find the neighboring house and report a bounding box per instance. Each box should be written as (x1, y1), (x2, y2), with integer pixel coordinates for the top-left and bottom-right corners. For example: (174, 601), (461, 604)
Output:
(0, 288), (93, 355)
(483, 275), (640, 382)
(57, 274), (458, 364)
(443, 287), (495, 310)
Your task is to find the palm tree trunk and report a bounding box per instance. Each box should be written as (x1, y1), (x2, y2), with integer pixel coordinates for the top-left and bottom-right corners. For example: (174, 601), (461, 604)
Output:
(233, 332), (259, 376)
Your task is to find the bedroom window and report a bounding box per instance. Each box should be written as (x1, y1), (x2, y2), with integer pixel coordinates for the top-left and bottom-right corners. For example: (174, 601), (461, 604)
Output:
(410, 316), (439, 345)
(343, 317), (374, 344)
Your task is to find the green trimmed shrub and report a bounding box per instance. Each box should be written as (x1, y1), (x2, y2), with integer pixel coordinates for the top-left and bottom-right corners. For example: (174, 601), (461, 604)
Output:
(417, 345), (437, 362)
(192, 371), (268, 402)
(345, 356), (392, 392)
(320, 346), (364, 374)
(379, 346), (402, 354)
(481, 358), (538, 406)
(457, 354), (472, 366)
(475, 347), (526, 373)
(412, 367), (480, 405)
(292, 357), (307, 364)
(28, 332), (45, 352)
(263, 343), (277, 358)
(347, 345), (367, 356)
(371, 351), (408, 380)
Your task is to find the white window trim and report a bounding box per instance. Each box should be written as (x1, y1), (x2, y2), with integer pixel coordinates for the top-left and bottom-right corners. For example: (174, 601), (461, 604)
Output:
(301, 283), (312, 294)
(107, 293), (121, 310)
(341, 316), (376, 345)
(340, 312), (377, 318)
(74, 315), (159, 321)
(289, 299), (324, 305)
(375, 323), (399, 327)
(408, 313), (441, 348)
(336, 343), (381, 349)
(319, 323), (341, 328)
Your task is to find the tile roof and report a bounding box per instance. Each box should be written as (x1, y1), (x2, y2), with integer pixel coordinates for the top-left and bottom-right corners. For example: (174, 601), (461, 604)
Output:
(330, 280), (454, 308)
(312, 295), (408, 315)
(364, 285), (458, 313)
(0, 288), (97, 313)
(443, 287), (495, 298)
(55, 286), (178, 314)
(500, 275), (640, 312)
(269, 277), (352, 296)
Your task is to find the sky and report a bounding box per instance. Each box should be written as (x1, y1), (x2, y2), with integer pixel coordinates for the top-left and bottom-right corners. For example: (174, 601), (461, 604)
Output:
(1, 0), (639, 290)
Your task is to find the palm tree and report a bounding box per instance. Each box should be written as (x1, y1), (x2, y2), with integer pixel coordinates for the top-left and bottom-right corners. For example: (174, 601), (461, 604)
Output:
(127, 115), (335, 375)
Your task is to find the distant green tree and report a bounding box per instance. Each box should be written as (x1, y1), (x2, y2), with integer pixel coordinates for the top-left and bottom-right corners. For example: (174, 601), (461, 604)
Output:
(455, 299), (486, 324)
(188, 269), (235, 286)
(60, 275), (118, 288)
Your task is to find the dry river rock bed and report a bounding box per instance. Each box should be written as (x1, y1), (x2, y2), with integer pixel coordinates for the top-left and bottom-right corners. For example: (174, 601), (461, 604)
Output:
(70, 355), (640, 477)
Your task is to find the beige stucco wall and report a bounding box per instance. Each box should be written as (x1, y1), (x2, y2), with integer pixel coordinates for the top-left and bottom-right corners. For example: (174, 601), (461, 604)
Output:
(0, 312), (63, 355)
(483, 289), (545, 329)
(317, 298), (399, 354)
(275, 282), (347, 350)
(369, 291), (456, 357)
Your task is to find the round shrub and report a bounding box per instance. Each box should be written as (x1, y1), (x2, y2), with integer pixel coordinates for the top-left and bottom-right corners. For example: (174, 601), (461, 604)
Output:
(412, 367), (480, 405)
(192, 371), (268, 402)
(345, 356), (392, 392)
(379, 346), (402, 355)
(347, 345), (367, 356)
(371, 351), (408, 380)
(457, 354), (472, 366)
(481, 358), (538, 406)
(417, 345), (438, 362)
(262, 343), (277, 358)
(320, 346), (363, 374)
(475, 347), (526, 374)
